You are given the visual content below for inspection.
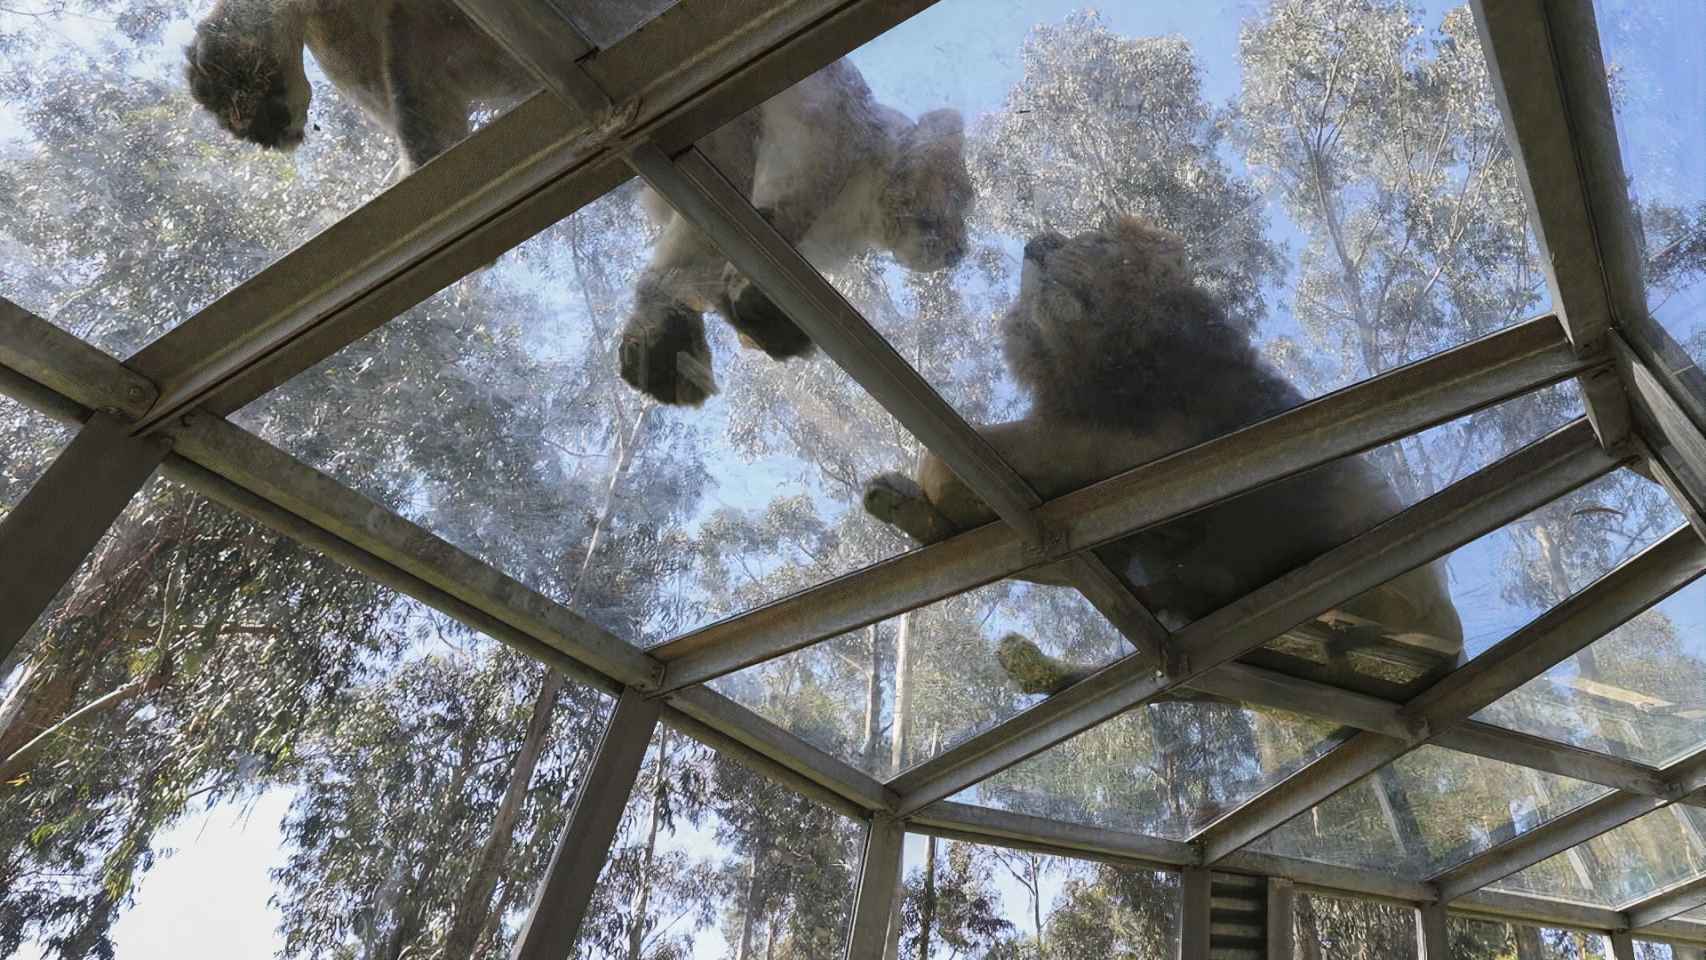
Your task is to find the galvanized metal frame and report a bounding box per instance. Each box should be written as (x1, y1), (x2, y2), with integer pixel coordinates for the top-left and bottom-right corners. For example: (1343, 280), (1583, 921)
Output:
(5, 0), (1706, 951)
(510, 688), (661, 960)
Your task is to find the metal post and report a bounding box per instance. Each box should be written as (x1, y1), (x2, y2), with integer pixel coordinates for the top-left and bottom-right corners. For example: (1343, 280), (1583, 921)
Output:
(1267, 878), (1296, 960)
(1416, 903), (1449, 960)
(1610, 932), (1637, 960)
(1180, 867), (1211, 960)
(510, 688), (662, 960)
(846, 816), (905, 960)
(0, 412), (169, 662)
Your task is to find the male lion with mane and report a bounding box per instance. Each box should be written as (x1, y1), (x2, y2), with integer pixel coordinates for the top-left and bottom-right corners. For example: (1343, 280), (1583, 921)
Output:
(863, 217), (1463, 693)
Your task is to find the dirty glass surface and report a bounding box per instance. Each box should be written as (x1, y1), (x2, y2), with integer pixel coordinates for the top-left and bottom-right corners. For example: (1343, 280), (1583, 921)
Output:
(1294, 892), (1417, 960)
(694, 0), (1547, 449)
(714, 580), (1127, 780)
(1491, 805), (1706, 908)
(1450, 916), (1622, 960)
(1, 472), (614, 958)
(239, 191), (922, 646)
(0, 0), (538, 356)
(1252, 746), (1610, 878)
(1247, 386), (1588, 698)
(953, 703), (1349, 841)
(1593, 0), (1706, 371)
(566, 0), (678, 47)
(571, 725), (862, 959)
(896, 833), (1179, 959)
(1478, 568), (1706, 768)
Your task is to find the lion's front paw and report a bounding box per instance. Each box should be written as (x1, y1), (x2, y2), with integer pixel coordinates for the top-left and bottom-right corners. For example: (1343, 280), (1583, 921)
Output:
(863, 472), (926, 524)
(721, 266), (815, 360)
(995, 634), (1089, 696)
(863, 472), (956, 544)
(620, 303), (717, 406)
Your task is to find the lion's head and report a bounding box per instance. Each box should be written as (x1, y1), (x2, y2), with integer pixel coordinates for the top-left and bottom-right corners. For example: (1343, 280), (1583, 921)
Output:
(880, 108), (972, 272)
(1002, 217), (1226, 419)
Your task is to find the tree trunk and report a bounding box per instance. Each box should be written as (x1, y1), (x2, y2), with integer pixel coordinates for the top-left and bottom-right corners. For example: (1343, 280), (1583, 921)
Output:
(916, 834), (936, 960)
(441, 667), (566, 956)
(442, 409), (650, 954)
(860, 623), (885, 767)
(0, 664), (168, 782)
(627, 730), (670, 960)
(1515, 923), (1543, 960)
(737, 852), (763, 960)
(890, 613), (914, 775)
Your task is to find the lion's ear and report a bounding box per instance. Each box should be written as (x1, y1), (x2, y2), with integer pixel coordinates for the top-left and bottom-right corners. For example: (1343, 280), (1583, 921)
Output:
(915, 108), (964, 151)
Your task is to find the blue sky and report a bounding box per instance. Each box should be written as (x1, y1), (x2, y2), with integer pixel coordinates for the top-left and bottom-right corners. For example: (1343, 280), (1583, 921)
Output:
(10, 0), (1706, 956)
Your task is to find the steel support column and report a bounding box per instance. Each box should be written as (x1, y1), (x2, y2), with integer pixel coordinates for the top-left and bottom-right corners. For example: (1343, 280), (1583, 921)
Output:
(1610, 932), (1637, 960)
(0, 413), (170, 660)
(846, 817), (905, 960)
(1268, 879), (1296, 960)
(511, 689), (662, 960)
(1180, 867), (1211, 960)
(1417, 903), (1450, 960)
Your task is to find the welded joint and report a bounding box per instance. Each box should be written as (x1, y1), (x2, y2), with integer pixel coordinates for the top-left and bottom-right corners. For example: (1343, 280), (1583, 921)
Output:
(1019, 522), (1071, 565)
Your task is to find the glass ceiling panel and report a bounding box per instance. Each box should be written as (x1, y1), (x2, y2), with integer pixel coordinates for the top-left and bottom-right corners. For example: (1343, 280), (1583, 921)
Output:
(0, 0), (539, 356)
(896, 833), (1180, 958)
(951, 702), (1349, 841)
(1251, 746), (1611, 879)
(713, 579), (1126, 779)
(1245, 384), (1582, 699)
(239, 189), (922, 645)
(1592, 0), (1706, 369)
(1478, 568), (1706, 769)
(1490, 805), (1706, 909)
(3, 467), (616, 956)
(1297, 892), (1419, 960)
(572, 725), (862, 959)
(1, 392), (72, 515)
(1253, 464), (1673, 704)
(693, 0), (1546, 456)
(567, 0), (678, 47)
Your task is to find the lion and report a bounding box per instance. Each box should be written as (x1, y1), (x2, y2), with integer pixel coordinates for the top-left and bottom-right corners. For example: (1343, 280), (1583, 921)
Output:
(863, 217), (1463, 693)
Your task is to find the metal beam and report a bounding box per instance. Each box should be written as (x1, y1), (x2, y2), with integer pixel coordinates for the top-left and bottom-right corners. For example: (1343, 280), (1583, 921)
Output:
(165, 413), (662, 690)
(0, 413), (170, 660)
(654, 317), (1593, 689)
(1417, 903), (1450, 960)
(846, 817), (905, 960)
(1, 298), (155, 421)
(1432, 746), (1706, 901)
(1181, 867), (1211, 960)
(892, 418), (1618, 813)
(1626, 875), (1706, 932)
(1434, 722), (1673, 799)
(1611, 931), (1638, 960)
(1472, 0), (1642, 449)
(511, 688), (661, 960)
(1615, 333), (1706, 530)
(1268, 879), (1296, 960)
(907, 800), (1197, 868)
(1453, 889), (1628, 936)
(902, 797), (1706, 940)
(1197, 524), (1706, 862)
(124, 0), (949, 429)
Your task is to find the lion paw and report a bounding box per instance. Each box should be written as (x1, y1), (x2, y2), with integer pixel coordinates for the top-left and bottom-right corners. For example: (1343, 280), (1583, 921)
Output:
(721, 265), (815, 360)
(620, 303), (717, 406)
